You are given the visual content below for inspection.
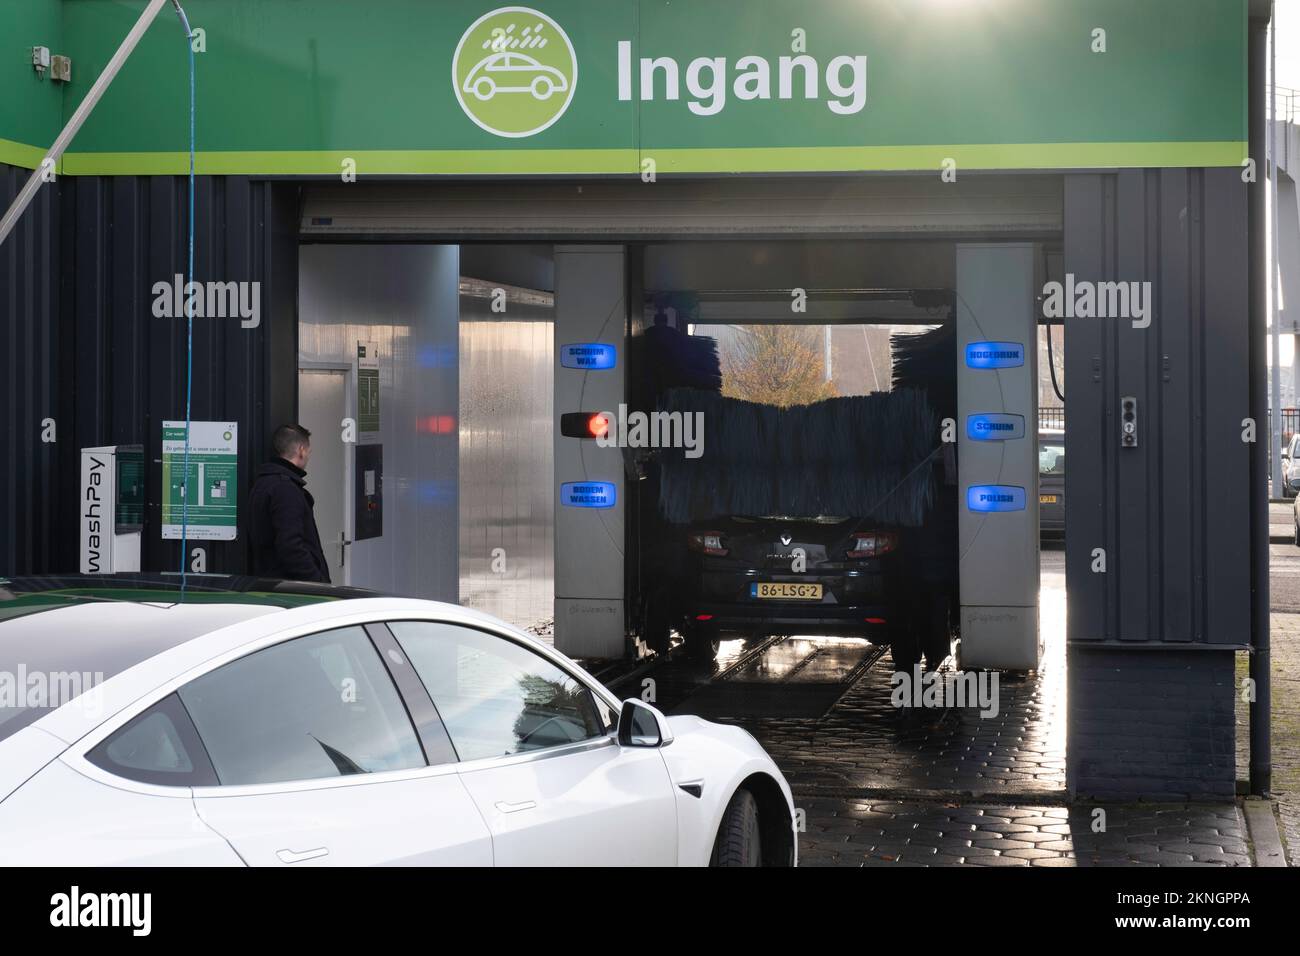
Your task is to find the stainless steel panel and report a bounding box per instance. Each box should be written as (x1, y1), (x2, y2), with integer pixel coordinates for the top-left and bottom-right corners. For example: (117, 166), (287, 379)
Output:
(457, 279), (555, 634)
(298, 244), (460, 602)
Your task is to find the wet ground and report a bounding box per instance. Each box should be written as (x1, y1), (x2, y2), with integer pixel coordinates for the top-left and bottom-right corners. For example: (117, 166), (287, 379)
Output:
(591, 546), (1286, 866)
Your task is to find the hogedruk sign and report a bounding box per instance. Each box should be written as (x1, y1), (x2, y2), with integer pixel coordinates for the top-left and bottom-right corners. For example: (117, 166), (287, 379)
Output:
(13, 0), (1247, 177)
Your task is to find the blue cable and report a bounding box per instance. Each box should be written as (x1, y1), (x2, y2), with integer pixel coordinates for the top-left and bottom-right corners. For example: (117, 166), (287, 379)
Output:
(176, 3), (195, 598)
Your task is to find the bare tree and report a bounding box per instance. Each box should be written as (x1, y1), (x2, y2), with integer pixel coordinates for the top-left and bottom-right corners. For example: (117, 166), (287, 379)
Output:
(721, 325), (839, 407)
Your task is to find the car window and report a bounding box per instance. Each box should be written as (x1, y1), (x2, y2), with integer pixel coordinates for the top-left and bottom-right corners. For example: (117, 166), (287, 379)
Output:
(86, 693), (218, 788)
(388, 621), (605, 761)
(178, 626), (425, 787)
(1039, 442), (1065, 475)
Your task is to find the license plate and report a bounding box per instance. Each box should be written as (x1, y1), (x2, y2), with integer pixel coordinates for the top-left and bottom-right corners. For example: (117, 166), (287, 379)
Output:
(1040, 494), (1058, 504)
(751, 582), (823, 600)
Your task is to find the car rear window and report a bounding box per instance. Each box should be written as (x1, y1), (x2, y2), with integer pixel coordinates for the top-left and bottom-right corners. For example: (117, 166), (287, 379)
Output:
(1039, 443), (1065, 475)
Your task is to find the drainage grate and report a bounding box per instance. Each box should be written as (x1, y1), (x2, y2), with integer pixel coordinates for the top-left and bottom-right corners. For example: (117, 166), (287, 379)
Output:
(670, 637), (885, 720)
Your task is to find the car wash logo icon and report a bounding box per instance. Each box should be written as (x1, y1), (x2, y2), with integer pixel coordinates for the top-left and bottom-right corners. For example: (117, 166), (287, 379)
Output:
(453, 7), (577, 138)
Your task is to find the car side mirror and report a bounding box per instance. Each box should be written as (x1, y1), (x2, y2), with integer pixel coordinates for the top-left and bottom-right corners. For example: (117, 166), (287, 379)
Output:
(617, 699), (674, 748)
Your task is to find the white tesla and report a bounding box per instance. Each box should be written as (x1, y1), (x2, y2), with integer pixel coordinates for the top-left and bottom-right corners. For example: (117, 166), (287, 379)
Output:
(0, 583), (795, 866)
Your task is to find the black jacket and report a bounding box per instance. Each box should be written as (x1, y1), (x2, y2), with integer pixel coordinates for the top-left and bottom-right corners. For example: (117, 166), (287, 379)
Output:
(247, 459), (330, 583)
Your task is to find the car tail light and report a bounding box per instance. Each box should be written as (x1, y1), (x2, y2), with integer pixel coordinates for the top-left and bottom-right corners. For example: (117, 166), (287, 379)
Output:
(687, 531), (728, 556)
(847, 531), (898, 558)
(865, 617), (888, 625)
(695, 614), (715, 621)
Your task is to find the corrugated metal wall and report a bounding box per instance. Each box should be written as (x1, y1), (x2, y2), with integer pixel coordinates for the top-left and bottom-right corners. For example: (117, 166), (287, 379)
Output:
(1064, 168), (1250, 645)
(458, 280), (555, 633)
(0, 163), (64, 574)
(0, 168), (299, 576)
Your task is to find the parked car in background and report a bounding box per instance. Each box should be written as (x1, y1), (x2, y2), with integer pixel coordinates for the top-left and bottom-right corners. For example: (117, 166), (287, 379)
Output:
(1039, 429), (1065, 540)
(1282, 434), (1300, 499)
(0, 575), (795, 867)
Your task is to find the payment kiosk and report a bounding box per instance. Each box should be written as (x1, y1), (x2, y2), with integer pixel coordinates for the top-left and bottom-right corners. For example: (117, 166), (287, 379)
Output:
(79, 444), (144, 574)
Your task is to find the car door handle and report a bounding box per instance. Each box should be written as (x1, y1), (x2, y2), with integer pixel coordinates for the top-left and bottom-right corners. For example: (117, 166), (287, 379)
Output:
(494, 800), (537, 814)
(276, 846), (330, 864)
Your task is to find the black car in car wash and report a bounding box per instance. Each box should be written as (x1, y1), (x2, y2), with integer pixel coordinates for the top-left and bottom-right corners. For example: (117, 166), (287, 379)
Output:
(681, 514), (904, 645)
(644, 341), (957, 672)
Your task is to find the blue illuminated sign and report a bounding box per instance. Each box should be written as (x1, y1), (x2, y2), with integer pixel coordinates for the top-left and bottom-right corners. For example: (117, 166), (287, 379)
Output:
(965, 342), (1025, 369)
(560, 481), (617, 509)
(967, 413), (1026, 441)
(967, 485), (1026, 512)
(560, 343), (617, 370)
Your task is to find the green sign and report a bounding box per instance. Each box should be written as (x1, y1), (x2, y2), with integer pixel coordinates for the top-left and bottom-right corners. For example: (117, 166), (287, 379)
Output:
(3, 0), (1248, 175)
(161, 421), (239, 541)
(357, 343), (380, 435)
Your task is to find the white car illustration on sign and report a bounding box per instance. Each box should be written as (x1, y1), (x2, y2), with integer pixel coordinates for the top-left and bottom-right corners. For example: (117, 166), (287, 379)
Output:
(463, 51), (570, 101)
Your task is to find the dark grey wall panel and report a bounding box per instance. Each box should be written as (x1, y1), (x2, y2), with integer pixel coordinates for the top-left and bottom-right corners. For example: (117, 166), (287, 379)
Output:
(0, 163), (65, 574)
(67, 175), (300, 576)
(1068, 647), (1236, 800)
(0, 168), (298, 577)
(1064, 169), (1250, 647)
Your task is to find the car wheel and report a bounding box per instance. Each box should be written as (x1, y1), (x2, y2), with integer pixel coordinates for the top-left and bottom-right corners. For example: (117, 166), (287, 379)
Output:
(642, 589), (672, 655)
(710, 788), (762, 867)
(1294, 520), (1300, 548)
(684, 621), (720, 661)
(889, 631), (920, 674)
(472, 77), (494, 100)
(922, 599), (952, 669)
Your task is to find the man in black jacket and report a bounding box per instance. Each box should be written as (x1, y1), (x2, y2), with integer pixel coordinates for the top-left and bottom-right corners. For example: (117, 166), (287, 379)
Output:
(247, 424), (330, 582)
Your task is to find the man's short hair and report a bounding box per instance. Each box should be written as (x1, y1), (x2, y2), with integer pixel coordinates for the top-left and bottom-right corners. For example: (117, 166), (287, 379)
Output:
(272, 424), (311, 459)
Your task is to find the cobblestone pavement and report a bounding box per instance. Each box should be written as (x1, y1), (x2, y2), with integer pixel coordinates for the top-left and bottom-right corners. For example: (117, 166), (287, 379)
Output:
(1237, 543), (1300, 864)
(797, 801), (1251, 867)
(732, 653), (1064, 795)
(598, 547), (1292, 866)
(705, 549), (1067, 796)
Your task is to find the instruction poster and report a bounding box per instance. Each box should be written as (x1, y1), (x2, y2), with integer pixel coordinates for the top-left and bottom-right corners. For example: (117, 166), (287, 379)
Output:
(357, 341), (380, 437)
(161, 421), (238, 540)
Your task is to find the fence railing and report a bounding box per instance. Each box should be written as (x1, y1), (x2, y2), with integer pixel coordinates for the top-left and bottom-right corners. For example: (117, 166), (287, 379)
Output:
(1275, 86), (1299, 126)
(1269, 408), (1300, 449)
(1039, 407), (1065, 431)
